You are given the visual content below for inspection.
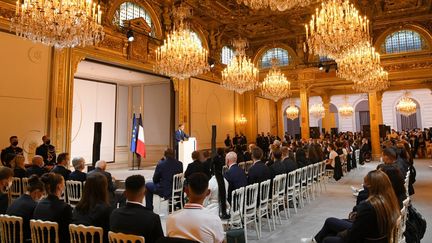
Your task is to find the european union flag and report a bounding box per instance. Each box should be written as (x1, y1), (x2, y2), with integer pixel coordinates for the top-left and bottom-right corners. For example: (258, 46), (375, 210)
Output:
(130, 113), (138, 153)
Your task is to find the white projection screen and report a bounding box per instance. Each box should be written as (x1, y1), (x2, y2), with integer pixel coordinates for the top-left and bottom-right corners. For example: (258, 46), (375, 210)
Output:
(71, 79), (116, 163)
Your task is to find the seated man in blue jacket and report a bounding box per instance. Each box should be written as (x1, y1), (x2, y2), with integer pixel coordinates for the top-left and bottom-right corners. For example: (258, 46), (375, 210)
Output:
(145, 148), (183, 210)
(224, 151), (247, 203)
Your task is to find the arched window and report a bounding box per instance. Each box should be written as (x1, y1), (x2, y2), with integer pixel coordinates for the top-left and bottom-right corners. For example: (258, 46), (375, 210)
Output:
(380, 30), (428, 54)
(190, 31), (203, 48)
(260, 48), (291, 68)
(113, 2), (154, 35)
(221, 46), (235, 65)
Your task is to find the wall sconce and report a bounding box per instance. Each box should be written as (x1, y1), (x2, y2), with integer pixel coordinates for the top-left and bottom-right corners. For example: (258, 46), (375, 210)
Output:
(236, 114), (247, 125)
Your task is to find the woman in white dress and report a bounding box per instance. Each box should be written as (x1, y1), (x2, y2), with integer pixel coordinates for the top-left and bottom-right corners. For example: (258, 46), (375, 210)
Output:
(204, 166), (230, 218)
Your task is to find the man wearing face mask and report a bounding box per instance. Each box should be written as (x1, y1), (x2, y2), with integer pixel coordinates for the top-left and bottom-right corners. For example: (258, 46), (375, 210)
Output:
(1, 136), (23, 167)
(36, 135), (57, 167)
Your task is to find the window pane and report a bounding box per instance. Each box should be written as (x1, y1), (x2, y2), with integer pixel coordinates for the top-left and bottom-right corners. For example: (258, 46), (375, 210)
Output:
(221, 46), (235, 65)
(114, 2), (154, 36)
(381, 30), (426, 54)
(260, 48), (291, 68)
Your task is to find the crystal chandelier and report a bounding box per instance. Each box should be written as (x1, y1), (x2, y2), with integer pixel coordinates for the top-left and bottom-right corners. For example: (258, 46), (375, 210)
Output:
(396, 94), (417, 117)
(339, 96), (354, 118)
(260, 58), (291, 102)
(11, 0), (105, 49)
(305, 0), (370, 59)
(337, 42), (389, 92)
(221, 38), (259, 94)
(236, 114), (248, 125)
(155, 5), (209, 80)
(310, 103), (325, 118)
(237, 0), (313, 11)
(286, 104), (299, 120)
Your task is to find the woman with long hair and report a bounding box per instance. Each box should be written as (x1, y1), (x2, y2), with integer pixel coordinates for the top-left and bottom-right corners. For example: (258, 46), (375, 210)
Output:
(33, 173), (72, 242)
(296, 148), (309, 168)
(204, 165), (229, 219)
(73, 172), (112, 242)
(11, 154), (28, 178)
(303, 170), (400, 243)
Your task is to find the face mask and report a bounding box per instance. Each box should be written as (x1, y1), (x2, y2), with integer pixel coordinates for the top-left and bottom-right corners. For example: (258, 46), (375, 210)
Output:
(45, 139), (51, 145)
(11, 141), (18, 146)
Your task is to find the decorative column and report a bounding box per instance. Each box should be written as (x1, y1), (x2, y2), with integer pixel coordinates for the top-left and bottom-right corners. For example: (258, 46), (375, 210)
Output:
(376, 91), (383, 125)
(277, 99), (285, 140)
(243, 91), (257, 144)
(368, 91), (382, 160)
(300, 84), (310, 139)
(321, 93), (332, 134)
(174, 78), (190, 134)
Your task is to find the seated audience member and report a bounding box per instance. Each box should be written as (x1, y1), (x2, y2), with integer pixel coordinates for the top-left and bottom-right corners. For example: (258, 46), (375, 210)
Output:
(268, 148), (286, 178)
(11, 154), (29, 178)
(6, 175), (44, 241)
(73, 172), (112, 242)
(110, 175), (164, 243)
(51, 152), (71, 180)
(375, 164), (407, 208)
(224, 151), (247, 203)
(145, 148), (183, 210)
(35, 135), (56, 167)
(88, 160), (116, 199)
(33, 173), (73, 242)
(247, 147), (271, 185)
(380, 147), (408, 176)
(281, 146), (298, 173)
(205, 165), (229, 218)
(27, 155), (46, 177)
(68, 157), (87, 182)
(302, 170), (399, 243)
(1, 136), (23, 166)
(184, 151), (210, 181)
(211, 148), (226, 175)
(0, 167), (14, 213)
(296, 148), (310, 168)
(325, 144), (338, 169)
(167, 172), (224, 243)
(201, 150), (213, 177)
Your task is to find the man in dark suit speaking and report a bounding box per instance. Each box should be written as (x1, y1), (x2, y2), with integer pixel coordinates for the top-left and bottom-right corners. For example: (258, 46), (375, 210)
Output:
(175, 124), (189, 159)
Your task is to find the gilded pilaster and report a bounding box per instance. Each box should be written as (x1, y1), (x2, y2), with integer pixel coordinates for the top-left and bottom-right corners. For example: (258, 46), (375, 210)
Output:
(321, 93), (332, 134)
(368, 91), (382, 160)
(177, 78), (190, 133)
(300, 84), (310, 139)
(277, 99), (285, 140)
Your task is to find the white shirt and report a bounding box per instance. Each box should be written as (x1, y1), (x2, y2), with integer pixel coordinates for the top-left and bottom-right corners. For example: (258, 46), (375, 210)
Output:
(204, 176), (229, 216)
(167, 203), (224, 243)
(329, 150), (338, 168)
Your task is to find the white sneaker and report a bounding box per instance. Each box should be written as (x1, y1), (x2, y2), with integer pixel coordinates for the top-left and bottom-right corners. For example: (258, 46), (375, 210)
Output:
(300, 238), (316, 243)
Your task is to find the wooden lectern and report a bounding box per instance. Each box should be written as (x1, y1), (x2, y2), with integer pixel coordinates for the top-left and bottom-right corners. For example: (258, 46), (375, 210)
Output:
(178, 137), (196, 172)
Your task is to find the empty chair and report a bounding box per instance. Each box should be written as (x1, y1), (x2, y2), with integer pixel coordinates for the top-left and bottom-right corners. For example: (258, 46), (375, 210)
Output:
(170, 173), (184, 213)
(286, 171), (297, 215)
(318, 162), (327, 192)
(306, 165), (314, 200)
(9, 177), (22, 203)
(0, 214), (23, 243)
(245, 161), (253, 172)
(257, 179), (272, 236)
(108, 231), (144, 243)
(30, 219), (59, 243)
(243, 183), (259, 242)
(312, 163), (320, 195)
(269, 176), (281, 229)
(69, 224), (103, 243)
(66, 180), (84, 207)
(294, 169), (302, 208)
(276, 174), (288, 220)
(228, 187), (245, 229)
(300, 167), (309, 206)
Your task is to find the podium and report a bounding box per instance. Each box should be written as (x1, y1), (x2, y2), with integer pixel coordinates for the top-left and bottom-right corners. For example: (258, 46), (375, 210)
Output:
(178, 137), (196, 172)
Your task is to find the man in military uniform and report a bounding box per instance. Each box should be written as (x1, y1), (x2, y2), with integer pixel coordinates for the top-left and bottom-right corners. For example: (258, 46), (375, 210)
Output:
(35, 135), (56, 168)
(1, 136), (23, 167)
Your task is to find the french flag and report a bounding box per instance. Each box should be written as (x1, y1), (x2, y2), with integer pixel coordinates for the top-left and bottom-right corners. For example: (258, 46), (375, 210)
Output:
(136, 125), (146, 158)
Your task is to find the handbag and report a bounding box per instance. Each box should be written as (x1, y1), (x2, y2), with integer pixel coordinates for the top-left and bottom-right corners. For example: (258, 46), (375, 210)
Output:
(226, 228), (245, 243)
(404, 206), (427, 243)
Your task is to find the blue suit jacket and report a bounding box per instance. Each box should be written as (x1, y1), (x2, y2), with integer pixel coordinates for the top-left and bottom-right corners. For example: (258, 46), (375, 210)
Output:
(153, 157), (183, 198)
(247, 161), (271, 185)
(175, 130), (189, 143)
(224, 164), (247, 203)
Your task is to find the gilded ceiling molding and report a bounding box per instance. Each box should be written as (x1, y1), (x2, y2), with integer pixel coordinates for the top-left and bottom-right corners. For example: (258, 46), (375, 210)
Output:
(373, 24), (432, 53)
(105, 0), (164, 39)
(383, 61), (432, 71)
